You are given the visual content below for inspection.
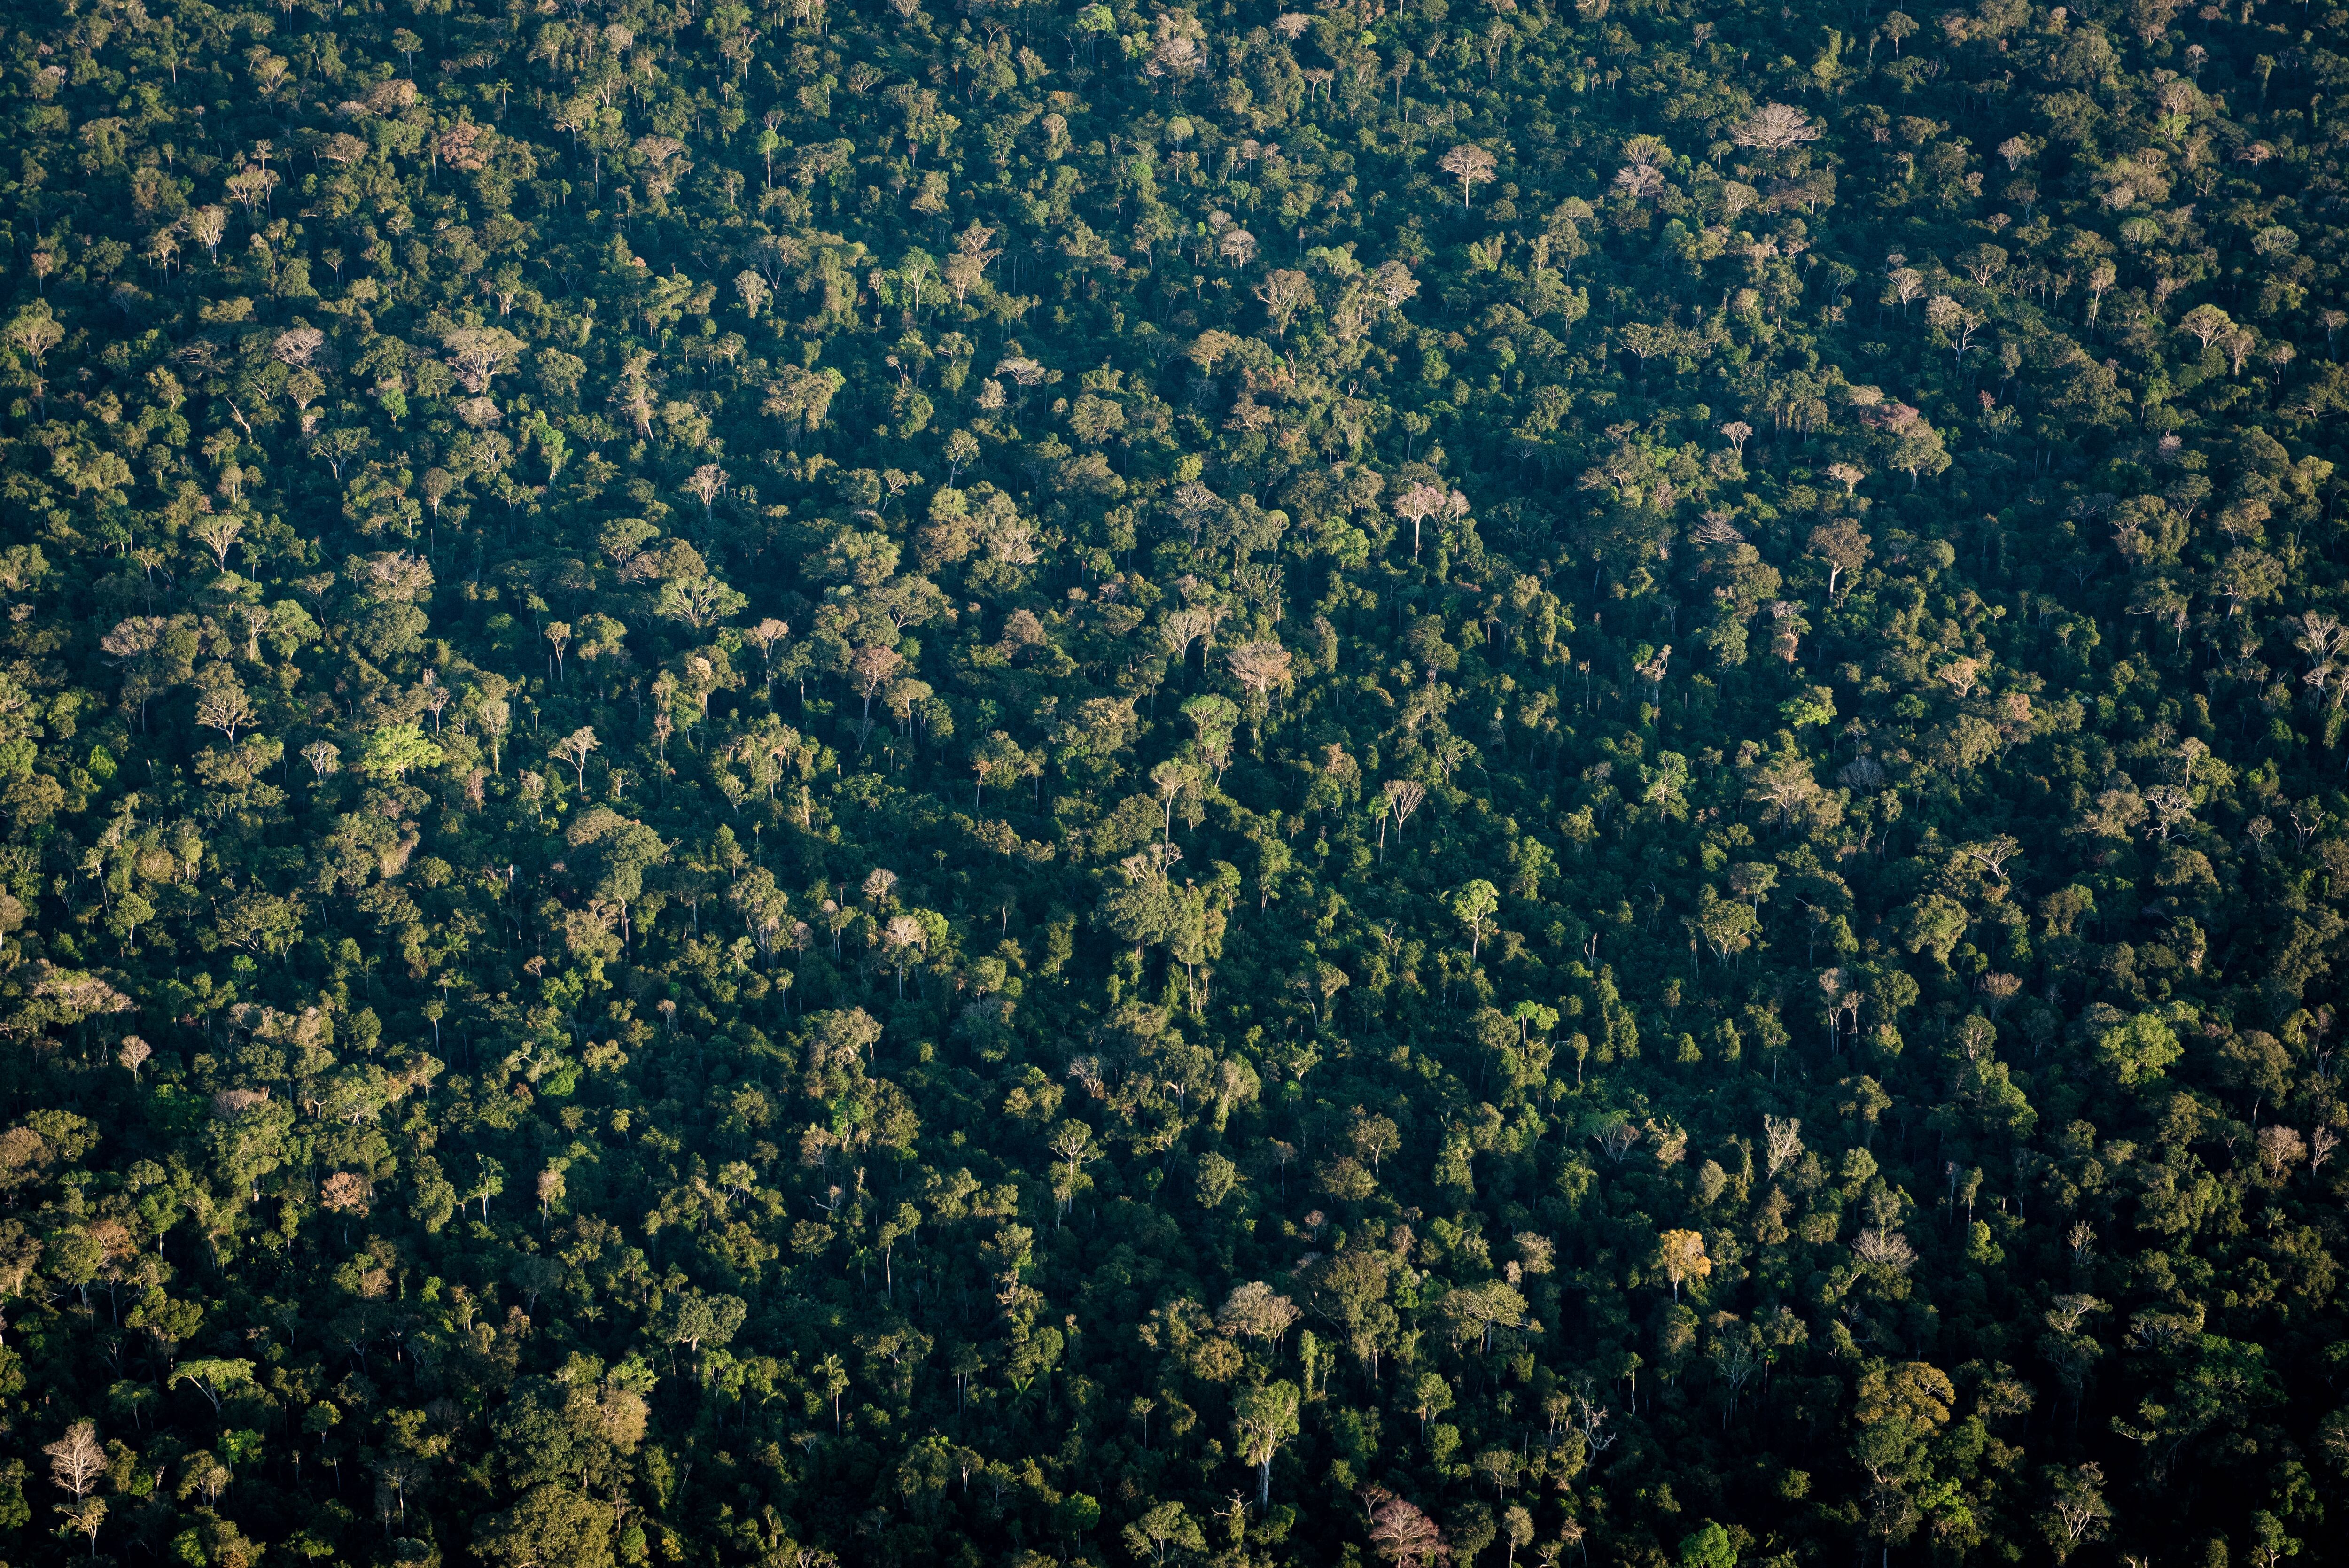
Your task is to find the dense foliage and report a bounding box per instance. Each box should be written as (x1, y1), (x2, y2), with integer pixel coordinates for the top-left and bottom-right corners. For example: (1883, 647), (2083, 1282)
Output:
(4, 0), (2349, 1563)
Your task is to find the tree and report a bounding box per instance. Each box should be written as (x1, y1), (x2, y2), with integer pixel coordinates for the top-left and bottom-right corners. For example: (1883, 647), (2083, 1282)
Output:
(1364, 1488), (1448, 1567)
(1851, 1359), (1953, 1506)
(1124, 1500), (1206, 1568)
(1226, 641), (1294, 741)
(442, 326), (528, 392)
(1795, 523), (1870, 605)
(1654, 1229), (1711, 1301)
(1733, 102), (1822, 153)
(852, 644), (905, 731)
(1452, 880), (1501, 961)
(2040, 1464), (2110, 1562)
(1924, 295), (1983, 367)
(2180, 303), (2234, 352)
(1353, 1112), (1402, 1172)
(1438, 1280), (1529, 1352)
(683, 462), (729, 522)
(52, 1488), (105, 1558)
(1394, 482), (1447, 558)
(191, 513), (245, 570)
(1438, 144), (1498, 208)
(2247, 1511), (2302, 1568)
(659, 574), (749, 629)
(943, 428), (980, 483)
(311, 426), (371, 481)
(1384, 780), (1428, 846)
(194, 683), (256, 741)
(1218, 1281), (1301, 1347)
(1617, 321), (1682, 379)
(1660, 1526), (1728, 1568)
(2091, 1009), (2183, 1085)
(1895, 894), (1968, 965)
(475, 1484), (618, 1568)
(551, 726), (600, 790)
(1256, 269), (1315, 336)
(169, 1358), (256, 1415)
(466, 1155), (507, 1217)
(5, 304), (62, 369)
(360, 723), (444, 782)
(1502, 1505), (1535, 1568)
(188, 205), (230, 259)
(735, 268), (773, 317)
(971, 730), (1040, 808)
(883, 914), (926, 995)
(653, 1287), (747, 1373)
(42, 1421), (103, 1500)
(1232, 1381), (1300, 1505)
(1693, 888), (1760, 966)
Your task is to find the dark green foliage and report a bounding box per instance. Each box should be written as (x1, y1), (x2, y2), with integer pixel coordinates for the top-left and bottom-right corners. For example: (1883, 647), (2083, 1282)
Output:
(1, 0), (2348, 1565)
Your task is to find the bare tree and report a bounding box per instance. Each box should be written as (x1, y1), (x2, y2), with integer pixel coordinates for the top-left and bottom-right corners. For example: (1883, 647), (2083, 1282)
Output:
(1383, 779), (1428, 841)
(225, 163), (280, 214)
(1363, 1487), (1448, 1568)
(45, 1420), (104, 1499)
(1852, 1227), (1918, 1273)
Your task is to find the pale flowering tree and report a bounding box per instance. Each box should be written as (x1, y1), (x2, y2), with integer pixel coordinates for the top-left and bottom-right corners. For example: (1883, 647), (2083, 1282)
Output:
(1393, 481), (1447, 559)
(1438, 142), (1498, 208)
(682, 462), (728, 523)
(1732, 102), (1823, 154)
(550, 725), (599, 790)
(1254, 268), (1315, 336)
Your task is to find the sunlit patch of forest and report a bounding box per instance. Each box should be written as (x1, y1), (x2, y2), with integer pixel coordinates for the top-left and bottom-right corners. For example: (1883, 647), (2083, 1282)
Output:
(0, 0), (2346, 1563)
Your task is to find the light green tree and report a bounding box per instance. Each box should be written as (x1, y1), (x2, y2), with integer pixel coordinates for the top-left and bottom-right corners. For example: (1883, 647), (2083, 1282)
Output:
(1232, 1380), (1300, 1506)
(360, 723), (445, 782)
(1452, 879), (1501, 961)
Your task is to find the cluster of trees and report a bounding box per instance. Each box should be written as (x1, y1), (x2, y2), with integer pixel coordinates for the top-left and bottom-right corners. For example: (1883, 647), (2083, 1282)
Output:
(3, 0), (2349, 1562)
